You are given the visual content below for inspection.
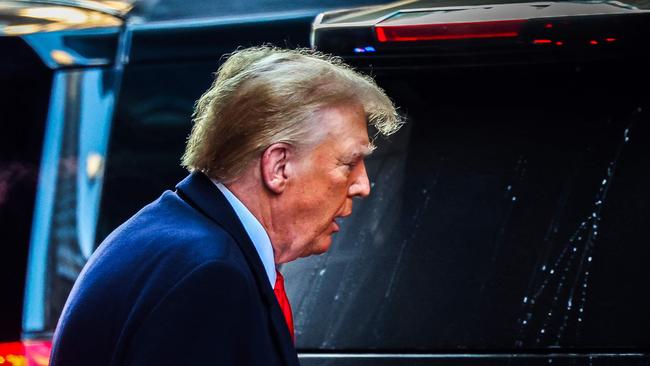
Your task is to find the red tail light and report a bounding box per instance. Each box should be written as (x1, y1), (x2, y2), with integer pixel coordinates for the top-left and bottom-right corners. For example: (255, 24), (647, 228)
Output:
(375, 19), (526, 42)
(0, 340), (51, 366)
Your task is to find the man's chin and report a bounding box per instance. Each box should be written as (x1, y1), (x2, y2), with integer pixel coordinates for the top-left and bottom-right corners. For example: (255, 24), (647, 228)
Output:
(300, 236), (333, 258)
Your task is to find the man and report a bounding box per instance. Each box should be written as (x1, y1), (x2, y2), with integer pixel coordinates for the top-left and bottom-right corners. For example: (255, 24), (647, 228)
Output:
(50, 46), (401, 365)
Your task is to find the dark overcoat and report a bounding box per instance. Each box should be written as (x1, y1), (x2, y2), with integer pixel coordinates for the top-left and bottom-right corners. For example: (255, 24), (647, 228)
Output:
(50, 172), (299, 366)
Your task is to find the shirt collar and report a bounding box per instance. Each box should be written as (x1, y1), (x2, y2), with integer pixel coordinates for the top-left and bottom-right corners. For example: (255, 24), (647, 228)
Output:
(212, 180), (276, 288)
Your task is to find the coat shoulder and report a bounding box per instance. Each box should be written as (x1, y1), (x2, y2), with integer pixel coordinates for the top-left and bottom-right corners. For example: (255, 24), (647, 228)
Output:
(50, 189), (255, 366)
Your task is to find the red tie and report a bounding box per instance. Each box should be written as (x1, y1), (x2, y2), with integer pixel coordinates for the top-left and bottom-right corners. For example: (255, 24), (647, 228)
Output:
(274, 270), (295, 342)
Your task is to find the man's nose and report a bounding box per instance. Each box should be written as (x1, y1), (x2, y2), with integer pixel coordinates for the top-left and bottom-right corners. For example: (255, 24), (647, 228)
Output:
(348, 160), (371, 198)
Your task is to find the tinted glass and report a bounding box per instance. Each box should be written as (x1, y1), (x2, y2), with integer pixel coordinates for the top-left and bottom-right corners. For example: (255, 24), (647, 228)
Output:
(0, 37), (51, 341)
(96, 61), (213, 242)
(286, 63), (650, 350)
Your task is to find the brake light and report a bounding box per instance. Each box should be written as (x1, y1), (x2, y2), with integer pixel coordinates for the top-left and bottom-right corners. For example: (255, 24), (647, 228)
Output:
(375, 19), (526, 42)
(0, 340), (51, 366)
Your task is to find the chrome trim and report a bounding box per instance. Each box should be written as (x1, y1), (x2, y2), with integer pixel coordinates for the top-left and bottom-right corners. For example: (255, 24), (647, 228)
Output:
(23, 71), (68, 333)
(23, 66), (119, 332)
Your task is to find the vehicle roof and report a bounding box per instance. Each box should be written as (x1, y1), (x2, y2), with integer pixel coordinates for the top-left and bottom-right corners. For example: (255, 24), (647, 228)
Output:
(320, 1), (650, 29)
(127, 0), (395, 23)
(1, 0), (398, 36)
(315, 0), (650, 27)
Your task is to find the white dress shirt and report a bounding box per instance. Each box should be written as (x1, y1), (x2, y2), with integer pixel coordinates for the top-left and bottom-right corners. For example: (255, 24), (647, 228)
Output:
(213, 181), (277, 289)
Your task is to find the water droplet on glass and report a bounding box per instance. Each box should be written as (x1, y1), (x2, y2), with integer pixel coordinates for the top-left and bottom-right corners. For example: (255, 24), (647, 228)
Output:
(422, 189), (427, 194)
(588, 257), (592, 262)
(523, 296), (528, 303)
(550, 269), (555, 274)
(572, 247), (577, 252)
(595, 200), (602, 205)
(602, 179), (607, 185)
(523, 320), (527, 325)
(512, 196), (517, 202)
(579, 308), (584, 312)
(542, 265), (547, 271)
(578, 317), (582, 322)
(507, 185), (512, 191)
(541, 329), (545, 334)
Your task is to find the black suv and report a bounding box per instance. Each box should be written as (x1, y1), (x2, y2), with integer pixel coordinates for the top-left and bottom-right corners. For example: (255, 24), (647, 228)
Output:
(2, 0), (649, 364)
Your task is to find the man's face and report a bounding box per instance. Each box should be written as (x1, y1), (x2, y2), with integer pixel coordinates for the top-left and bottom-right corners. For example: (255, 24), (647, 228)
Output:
(275, 103), (372, 263)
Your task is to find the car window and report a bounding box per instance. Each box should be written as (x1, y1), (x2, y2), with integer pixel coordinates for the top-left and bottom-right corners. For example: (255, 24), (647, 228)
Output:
(0, 37), (51, 341)
(95, 62), (212, 240)
(285, 65), (650, 350)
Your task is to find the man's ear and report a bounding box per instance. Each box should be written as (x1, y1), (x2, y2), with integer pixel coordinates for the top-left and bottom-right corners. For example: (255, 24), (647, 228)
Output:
(261, 143), (292, 194)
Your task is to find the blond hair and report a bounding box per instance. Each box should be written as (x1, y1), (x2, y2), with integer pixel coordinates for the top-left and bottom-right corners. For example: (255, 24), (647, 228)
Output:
(181, 46), (402, 182)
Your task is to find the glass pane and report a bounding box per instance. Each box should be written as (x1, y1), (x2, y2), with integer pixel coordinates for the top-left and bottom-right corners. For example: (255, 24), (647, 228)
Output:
(286, 64), (650, 350)
(0, 37), (51, 341)
(96, 62), (214, 242)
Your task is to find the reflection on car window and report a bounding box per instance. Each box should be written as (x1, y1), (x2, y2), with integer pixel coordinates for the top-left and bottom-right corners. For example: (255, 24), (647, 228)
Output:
(285, 66), (650, 350)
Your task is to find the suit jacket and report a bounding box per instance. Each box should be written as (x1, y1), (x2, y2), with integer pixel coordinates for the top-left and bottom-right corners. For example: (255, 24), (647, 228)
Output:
(50, 172), (300, 366)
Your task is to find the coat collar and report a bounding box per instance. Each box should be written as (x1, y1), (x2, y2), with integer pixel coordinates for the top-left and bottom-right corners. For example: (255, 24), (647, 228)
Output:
(175, 171), (299, 366)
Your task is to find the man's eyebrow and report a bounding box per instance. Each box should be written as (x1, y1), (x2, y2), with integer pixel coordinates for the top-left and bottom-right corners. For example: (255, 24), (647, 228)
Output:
(352, 143), (375, 160)
(364, 142), (376, 156)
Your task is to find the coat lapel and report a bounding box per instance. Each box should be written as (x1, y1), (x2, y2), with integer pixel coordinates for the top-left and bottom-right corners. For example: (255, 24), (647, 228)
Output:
(175, 172), (299, 366)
